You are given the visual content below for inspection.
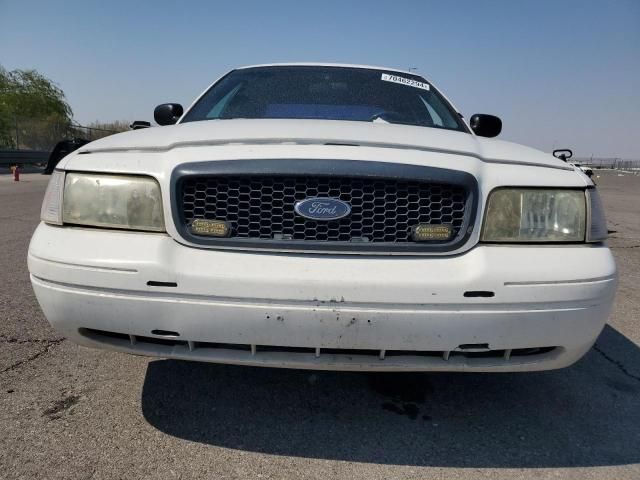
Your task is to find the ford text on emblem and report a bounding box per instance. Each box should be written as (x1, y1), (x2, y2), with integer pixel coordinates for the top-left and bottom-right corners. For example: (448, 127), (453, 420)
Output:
(294, 197), (351, 221)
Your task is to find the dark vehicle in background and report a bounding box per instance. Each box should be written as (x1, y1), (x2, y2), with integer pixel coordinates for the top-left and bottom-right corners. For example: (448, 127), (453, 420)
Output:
(44, 138), (90, 174)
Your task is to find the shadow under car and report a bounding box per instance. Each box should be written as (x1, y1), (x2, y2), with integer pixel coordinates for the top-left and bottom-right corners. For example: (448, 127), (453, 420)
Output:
(141, 324), (640, 468)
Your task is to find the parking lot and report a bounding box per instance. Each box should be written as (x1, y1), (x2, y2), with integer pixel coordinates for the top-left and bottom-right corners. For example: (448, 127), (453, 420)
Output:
(0, 170), (638, 479)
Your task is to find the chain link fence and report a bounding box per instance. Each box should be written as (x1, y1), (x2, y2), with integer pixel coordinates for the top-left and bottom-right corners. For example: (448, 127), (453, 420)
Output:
(574, 158), (640, 172)
(1, 117), (122, 151)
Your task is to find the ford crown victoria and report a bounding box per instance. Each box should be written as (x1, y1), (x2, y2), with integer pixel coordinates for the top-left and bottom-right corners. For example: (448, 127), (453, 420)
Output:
(28, 64), (617, 372)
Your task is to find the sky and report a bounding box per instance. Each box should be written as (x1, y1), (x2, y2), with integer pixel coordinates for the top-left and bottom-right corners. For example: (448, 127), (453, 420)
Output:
(1, 0), (639, 158)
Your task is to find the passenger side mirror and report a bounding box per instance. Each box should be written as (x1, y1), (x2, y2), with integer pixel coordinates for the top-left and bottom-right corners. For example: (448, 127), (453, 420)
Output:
(154, 103), (184, 126)
(552, 149), (573, 162)
(470, 114), (502, 138)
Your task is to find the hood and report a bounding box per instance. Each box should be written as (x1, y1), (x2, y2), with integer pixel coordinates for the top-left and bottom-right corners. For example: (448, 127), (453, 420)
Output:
(79, 119), (571, 170)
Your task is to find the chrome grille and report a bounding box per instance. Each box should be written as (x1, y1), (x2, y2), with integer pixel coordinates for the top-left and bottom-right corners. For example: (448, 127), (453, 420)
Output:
(179, 175), (468, 243)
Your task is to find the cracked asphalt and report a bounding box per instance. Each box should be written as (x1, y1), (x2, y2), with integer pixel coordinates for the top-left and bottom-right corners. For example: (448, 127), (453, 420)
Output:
(0, 170), (639, 479)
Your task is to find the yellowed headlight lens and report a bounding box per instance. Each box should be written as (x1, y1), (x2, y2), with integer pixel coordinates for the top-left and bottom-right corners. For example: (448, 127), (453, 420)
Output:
(63, 173), (165, 232)
(482, 189), (586, 242)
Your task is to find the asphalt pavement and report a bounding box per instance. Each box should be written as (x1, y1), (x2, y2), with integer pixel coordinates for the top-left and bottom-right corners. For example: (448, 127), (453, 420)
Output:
(0, 170), (639, 479)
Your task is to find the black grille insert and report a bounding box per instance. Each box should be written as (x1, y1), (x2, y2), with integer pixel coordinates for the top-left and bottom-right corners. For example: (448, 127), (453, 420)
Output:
(171, 160), (478, 253)
(180, 176), (467, 243)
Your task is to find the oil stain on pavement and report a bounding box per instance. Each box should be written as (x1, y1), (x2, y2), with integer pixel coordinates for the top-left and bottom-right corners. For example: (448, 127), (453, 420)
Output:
(367, 373), (432, 420)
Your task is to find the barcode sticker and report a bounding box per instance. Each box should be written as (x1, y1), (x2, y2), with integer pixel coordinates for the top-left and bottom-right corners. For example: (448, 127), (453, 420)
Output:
(381, 73), (430, 91)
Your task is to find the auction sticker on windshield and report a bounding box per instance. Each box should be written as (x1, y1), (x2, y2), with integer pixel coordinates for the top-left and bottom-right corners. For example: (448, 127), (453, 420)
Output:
(381, 73), (430, 90)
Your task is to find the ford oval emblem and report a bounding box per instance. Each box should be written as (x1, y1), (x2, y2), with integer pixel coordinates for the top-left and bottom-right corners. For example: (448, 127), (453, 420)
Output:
(294, 197), (351, 221)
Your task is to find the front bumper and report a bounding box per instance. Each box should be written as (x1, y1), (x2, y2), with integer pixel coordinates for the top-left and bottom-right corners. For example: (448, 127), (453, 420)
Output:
(28, 223), (617, 372)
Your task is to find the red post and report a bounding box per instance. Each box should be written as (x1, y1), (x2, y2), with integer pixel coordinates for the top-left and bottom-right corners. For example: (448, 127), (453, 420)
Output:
(12, 165), (20, 181)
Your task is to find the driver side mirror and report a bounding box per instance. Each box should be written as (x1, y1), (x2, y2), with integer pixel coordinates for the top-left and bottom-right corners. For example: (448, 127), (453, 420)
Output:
(154, 103), (184, 126)
(470, 114), (502, 138)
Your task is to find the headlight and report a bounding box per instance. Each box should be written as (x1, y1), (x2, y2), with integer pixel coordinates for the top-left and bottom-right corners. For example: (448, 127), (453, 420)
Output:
(481, 188), (586, 242)
(41, 172), (165, 232)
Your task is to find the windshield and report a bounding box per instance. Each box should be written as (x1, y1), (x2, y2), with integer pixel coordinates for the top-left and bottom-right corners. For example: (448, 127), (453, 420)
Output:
(181, 66), (468, 132)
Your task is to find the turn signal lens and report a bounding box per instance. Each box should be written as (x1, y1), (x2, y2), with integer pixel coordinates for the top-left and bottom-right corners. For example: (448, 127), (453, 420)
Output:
(586, 188), (608, 242)
(41, 170), (65, 225)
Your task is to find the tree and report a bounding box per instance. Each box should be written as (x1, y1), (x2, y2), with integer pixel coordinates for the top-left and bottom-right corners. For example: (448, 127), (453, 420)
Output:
(0, 66), (73, 149)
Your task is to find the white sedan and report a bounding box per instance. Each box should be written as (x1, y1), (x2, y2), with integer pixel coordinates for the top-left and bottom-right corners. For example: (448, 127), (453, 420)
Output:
(29, 63), (617, 372)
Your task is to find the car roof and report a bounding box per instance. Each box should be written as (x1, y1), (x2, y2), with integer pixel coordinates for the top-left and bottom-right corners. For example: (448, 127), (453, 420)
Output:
(235, 62), (421, 77)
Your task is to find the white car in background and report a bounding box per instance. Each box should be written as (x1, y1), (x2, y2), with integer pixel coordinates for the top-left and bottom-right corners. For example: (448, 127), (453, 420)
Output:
(570, 162), (594, 177)
(29, 64), (617, 372)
